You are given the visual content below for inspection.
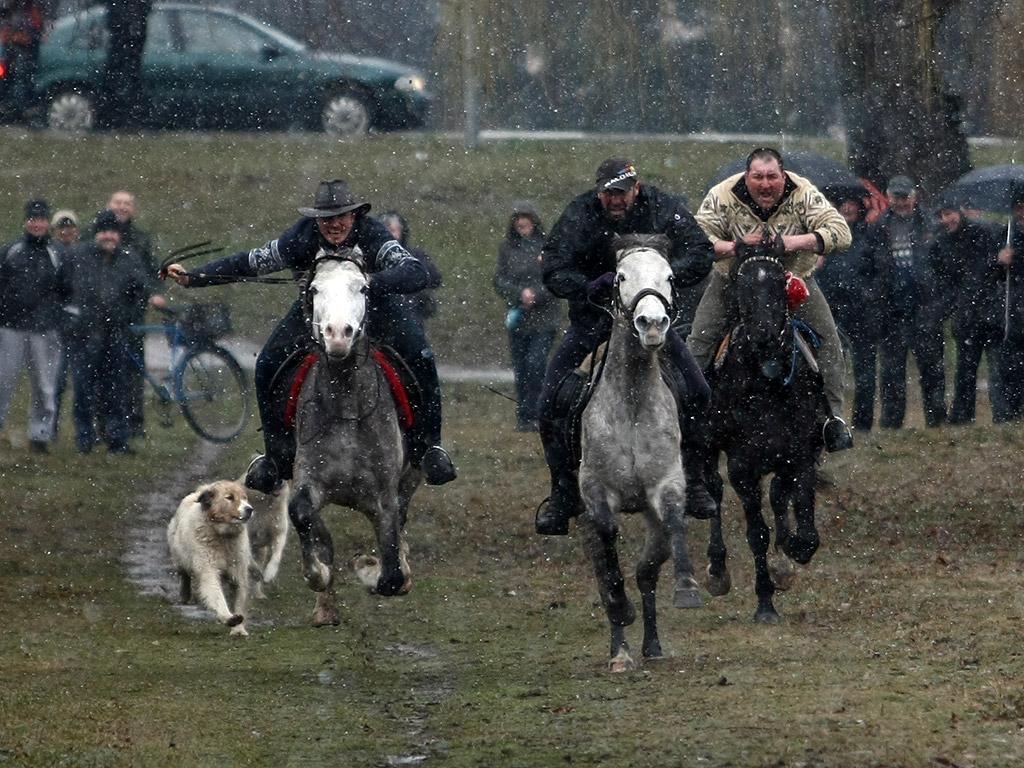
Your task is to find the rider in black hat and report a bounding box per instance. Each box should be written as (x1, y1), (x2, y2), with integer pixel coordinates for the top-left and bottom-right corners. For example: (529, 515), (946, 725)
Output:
(163, 179), (457, 492)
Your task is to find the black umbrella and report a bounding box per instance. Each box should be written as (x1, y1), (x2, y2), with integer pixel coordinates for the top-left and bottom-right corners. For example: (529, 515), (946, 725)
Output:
(951, 164), (1024, 214)
(706, 151), (865, 203)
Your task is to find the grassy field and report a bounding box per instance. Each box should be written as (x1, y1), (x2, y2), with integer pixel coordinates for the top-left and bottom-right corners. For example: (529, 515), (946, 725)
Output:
(1, 130), (1023, 767)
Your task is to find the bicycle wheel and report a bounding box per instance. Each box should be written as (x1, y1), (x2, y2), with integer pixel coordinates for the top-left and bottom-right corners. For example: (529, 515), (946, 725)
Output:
(174, 346), (250, 442)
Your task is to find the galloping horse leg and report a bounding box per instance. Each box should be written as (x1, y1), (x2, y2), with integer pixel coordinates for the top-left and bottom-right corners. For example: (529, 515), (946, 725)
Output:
(704, 455), (731, 596)
(370, 497), (408, 597)
(636, 515), (673, 660)
(767, 474), (797, 591)
(288, 485), (335, 592)
(784, 463), (820, 566)
(731, 468), (778, 623)
(664, 490), (702, 609)
(578, 482), (636, 670)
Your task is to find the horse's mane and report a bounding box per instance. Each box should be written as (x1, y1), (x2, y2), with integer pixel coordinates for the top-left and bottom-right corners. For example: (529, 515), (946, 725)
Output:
(613, 233), (669, 258)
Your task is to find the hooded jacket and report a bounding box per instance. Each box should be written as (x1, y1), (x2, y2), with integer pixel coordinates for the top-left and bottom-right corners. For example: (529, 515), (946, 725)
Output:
(494, 201), (561, 334)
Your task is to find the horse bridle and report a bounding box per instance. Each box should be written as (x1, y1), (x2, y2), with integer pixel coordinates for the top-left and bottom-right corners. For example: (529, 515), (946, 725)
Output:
(301, 248), (369, 349)
(733, 252), (794, 378)
(610, 248), (677, 330)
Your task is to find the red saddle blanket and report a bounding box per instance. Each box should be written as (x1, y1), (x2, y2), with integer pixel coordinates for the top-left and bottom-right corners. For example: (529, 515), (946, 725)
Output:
(284, 351), (414, 430)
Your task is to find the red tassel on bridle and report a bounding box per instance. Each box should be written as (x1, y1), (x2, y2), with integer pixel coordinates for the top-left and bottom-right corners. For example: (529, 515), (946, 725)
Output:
(784, 271), (808, 310)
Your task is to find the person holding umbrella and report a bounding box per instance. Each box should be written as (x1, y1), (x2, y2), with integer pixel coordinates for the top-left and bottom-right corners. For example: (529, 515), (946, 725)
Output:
(994, 195), (1024, 422)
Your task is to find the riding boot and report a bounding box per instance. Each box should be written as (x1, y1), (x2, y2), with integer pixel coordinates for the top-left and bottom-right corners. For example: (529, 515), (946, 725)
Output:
(245, 430), (294, 495)
(536, 418), (583, 535)
(405, 349), (456, 486)
(679, 406), (717, 519)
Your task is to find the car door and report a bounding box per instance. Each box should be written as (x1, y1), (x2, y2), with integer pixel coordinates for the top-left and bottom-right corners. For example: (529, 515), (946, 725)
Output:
(140, 7), (193, 127)
(175, 7), (309, 129)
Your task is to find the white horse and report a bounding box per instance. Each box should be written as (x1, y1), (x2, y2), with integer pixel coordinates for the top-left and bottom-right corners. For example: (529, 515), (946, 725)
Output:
(289, 248), (421, 626)
(578, 234), (701, 672)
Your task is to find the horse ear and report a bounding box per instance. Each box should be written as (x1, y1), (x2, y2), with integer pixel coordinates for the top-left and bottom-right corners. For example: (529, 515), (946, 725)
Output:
(772, 235), (786, 258)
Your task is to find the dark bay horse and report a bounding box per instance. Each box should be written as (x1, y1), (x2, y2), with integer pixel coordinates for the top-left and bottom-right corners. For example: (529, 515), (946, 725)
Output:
(288, 248), (421, 626)
(578, 234), (701, 672)
(701, 237), (824, 623)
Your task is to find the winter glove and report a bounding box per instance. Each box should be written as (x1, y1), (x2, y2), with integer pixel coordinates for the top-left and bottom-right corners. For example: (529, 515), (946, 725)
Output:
(586, 271), (616, 306)
(587, 271), (616, 294)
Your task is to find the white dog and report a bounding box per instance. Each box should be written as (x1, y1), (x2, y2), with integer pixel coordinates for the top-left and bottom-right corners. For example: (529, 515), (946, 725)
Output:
(167, 480), (254, 635)
(244, 479), (290, 598)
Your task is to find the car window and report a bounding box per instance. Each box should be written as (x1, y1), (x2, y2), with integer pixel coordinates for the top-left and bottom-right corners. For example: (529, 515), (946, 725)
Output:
(145, 11), (175, 55)
(64, 11), (174, 54)
(67, 18), (107, 52)
(179, 10), (270, 55)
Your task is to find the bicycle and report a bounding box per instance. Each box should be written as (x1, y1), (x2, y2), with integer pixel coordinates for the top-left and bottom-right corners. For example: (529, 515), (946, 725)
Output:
(128, 302), (251, 443)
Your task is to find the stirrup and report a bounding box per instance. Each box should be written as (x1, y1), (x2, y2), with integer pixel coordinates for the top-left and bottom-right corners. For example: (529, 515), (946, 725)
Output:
(245, 454), (283, 494)
(421, 445), (456, 485)
(823, 416), (854, 453)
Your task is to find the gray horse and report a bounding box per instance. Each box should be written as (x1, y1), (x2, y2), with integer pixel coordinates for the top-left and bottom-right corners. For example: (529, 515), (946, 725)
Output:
(288, 250), (421, 626)
(578, 234), (701, 672)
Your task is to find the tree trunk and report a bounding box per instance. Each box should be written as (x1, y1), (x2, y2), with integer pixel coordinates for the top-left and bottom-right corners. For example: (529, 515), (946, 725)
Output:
(835, 0), (970, 199)
(98, 0), (152, 130)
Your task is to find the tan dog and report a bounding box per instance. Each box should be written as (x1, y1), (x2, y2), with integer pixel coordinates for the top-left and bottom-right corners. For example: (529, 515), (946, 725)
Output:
(167, 480), (254, 635)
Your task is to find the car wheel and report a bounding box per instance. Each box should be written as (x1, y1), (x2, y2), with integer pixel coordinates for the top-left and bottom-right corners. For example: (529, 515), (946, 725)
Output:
(322, 92), (371, 136)
(48, 90), (95, 133)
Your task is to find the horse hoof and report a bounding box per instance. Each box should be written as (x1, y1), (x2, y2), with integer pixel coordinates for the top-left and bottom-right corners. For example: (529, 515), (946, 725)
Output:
(398, 577), (413, 595)
(229, 624), (249, 637)
(705, 566), (732, 597)
(754, 610), (780, 624)
(673, 581), (703, 609)
(608, 649), (635, 673)
(351, 555), (381, 592)
(312, 591), (341, 627)
(769, 554), (797, 591)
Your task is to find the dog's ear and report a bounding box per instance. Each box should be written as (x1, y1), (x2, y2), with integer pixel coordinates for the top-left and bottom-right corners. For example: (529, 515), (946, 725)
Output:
(198, 488), (216, 510)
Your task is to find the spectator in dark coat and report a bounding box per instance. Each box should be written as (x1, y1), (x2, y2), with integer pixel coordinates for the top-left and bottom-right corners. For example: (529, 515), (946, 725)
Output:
(867, 176), (946, 428)
(380, 210), (442, 328)
(816, 193), (879, 431)
(63, 211), (153, 454)
(995, 196), (1024, 422)
(493, 201), (561, 432)
(83, 189), (164, 437)
(930, 191), (1004, 424)
(0, 198), (65, 452)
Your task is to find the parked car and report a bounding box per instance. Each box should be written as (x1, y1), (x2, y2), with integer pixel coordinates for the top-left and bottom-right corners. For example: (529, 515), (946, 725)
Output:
(17, 3), (430, 134)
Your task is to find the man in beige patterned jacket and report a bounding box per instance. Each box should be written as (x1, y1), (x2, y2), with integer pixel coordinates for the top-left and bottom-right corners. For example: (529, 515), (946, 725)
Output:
(688, 147), (854, 451)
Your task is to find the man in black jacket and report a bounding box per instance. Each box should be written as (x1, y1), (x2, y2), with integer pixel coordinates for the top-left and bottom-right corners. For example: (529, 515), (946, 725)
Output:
(930, 192), (1004, 424)
(867, 176), (946, 428)
(534, 157), (714, 535)
(0, 198), (65, 452)
(164, 179), (456, 493)
(63, 211), (152, 454)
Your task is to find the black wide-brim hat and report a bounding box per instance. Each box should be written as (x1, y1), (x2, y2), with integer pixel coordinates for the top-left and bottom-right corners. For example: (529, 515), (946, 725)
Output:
(298, 179), (372, 218)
